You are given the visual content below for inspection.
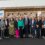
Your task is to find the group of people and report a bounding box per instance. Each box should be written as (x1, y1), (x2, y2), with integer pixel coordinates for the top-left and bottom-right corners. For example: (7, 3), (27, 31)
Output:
(0, 15), (45, 39)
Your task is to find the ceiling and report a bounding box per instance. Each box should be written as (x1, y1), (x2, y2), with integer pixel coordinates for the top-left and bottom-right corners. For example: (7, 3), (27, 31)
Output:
(0, 0), (45, 8)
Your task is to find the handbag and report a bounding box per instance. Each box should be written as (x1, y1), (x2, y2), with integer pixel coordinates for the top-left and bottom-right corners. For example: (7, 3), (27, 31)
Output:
(15, 29), (19, 38)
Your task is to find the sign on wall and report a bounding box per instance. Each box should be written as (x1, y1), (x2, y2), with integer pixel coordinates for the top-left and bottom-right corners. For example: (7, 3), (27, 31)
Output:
(0, 10), (4, 18)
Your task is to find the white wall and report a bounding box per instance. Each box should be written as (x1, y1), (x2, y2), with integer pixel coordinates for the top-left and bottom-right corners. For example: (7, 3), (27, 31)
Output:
(0, 0), (45, 7)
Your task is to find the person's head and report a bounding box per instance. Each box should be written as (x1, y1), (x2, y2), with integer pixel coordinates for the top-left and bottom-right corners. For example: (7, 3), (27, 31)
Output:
(37, 16), (42, 21)
(18, 15), (22, 20)
(29, 15), (32, 19)
(32, 17), (34, 20)
(24, 15), (28, 18)
(21, 15), (24, 19)
(19, 17), (22, 20)
(23, 15), (25, 19)
(15, 16), (18, 21)
(42, 16), (45, 21)
(39, 16), (42, 20)
(34, 17), (38, 21)
(28, 15), (30, 19)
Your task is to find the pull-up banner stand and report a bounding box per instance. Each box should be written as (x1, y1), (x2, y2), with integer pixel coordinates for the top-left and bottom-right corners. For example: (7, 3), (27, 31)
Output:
(0, 10), (4, 18)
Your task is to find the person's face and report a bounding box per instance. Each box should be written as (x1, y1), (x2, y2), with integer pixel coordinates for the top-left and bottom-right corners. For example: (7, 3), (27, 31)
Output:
(24, 15), (27, 18)
(38, 16), (41, 21)
(32, 17), (34, 20)
(29, 16), (32, 19)
(42, 19), (44, 21)
(39, 17), (42, 20)
(21, 15), (24, 19)
(35, 17), (37, 20)
(22, 16), (24, 19)
(16, 17), (18, 21)
(42, 17), (44, 21)
(27, 15), (29, 18)
(19, 17), (22, 20)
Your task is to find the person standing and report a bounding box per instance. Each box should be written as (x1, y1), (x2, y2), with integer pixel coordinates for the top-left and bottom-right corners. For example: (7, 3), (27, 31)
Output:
(14, 17), (18, 30)
(18, 16), (24, 38)
(36, 17), (42, 38)
(9, 18), (14, 38)
(14, 17), (19, 38)
(0, 18), (5, 39)
(28, 16), (32, 37)
(24, 15), (29, 38)
(4, 18), (9, 38)
(43, 18), (45, 37)
(31, 17), (36, 38)
(42, 17), (45, 38)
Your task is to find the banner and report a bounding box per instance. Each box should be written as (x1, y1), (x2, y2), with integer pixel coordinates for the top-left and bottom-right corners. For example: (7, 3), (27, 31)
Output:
(0, 10), (4, 18)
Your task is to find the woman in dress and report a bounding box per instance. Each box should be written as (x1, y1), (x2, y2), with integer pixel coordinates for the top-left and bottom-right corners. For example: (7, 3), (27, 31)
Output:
(9, 18), (14, 38)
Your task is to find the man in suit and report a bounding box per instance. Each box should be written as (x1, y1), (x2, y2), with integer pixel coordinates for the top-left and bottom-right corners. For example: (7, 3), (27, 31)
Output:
(28, 16), (32, 37)
(14, 17), (18, 29)
(41, 17), (45, 38)
(24, 15), (29, 38)
(36, 17), (42, 38)
(31, 17), (36, 38)
(4, 18), (9, 38)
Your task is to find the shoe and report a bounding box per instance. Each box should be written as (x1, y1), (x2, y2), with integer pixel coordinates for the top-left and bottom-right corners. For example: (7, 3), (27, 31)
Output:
(5, 37), (9, 38)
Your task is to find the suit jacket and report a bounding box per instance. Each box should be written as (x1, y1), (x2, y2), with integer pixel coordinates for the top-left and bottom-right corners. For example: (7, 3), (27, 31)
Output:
(6, 19), (9, 27)
(14, 20), (18, 29)
(24, 18), (29, 26)
(31, 20), (36, 28)
(36, 20), (42, 28)
(42, 20), (45, 28)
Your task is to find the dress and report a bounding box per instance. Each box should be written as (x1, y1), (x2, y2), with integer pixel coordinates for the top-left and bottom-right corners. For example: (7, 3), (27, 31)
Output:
(9, 20), (14, 35)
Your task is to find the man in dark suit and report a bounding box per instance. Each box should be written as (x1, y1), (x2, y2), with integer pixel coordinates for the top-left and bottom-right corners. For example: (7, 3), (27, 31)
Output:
(28, 17), (32, 35)
(36, 17), (42, 38)
(24, 16), (29, 38)
(31, 17), (36, 38)
(4, 18), (9, 38)
(14, 17), (18, 29)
